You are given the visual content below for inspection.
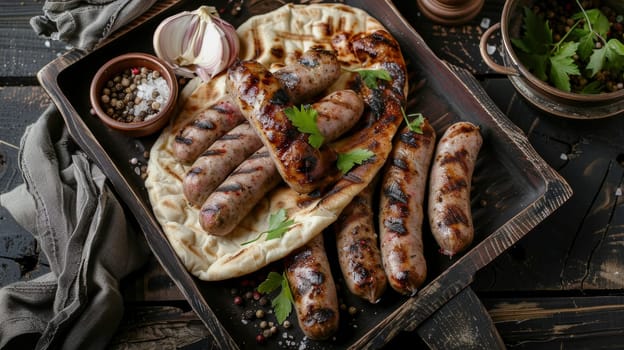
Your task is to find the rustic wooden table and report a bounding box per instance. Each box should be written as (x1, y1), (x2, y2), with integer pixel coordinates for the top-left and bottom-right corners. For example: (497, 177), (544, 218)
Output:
(2, 0), (624, 349)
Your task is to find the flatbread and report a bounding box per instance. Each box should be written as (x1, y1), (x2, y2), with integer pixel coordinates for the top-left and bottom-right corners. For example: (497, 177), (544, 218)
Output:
(145, 3), (407, 281)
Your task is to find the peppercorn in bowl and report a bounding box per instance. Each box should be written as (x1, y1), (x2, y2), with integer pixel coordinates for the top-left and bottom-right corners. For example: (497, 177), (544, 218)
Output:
(90, 52), (179, 137)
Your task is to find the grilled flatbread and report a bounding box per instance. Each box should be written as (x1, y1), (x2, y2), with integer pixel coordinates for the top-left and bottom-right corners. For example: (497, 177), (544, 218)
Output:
(146, 3), (407, 281)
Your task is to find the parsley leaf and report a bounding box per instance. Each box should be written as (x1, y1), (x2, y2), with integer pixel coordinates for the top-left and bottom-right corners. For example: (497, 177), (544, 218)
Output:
(241, 208), (295, 245)
(605, 39), (624, 72)
(511, 6), (552, 55)
(284, 105), (324, 148)
(337, 148), (375, 174)
(257, 271), (283, 293)
(257, 272), (294, 324)
(586, 45), (606, 77)
(401, 107), (424, 134)
(265, 209), (295, 241)
(549, 41), (580, 92)
(274, 275), (294, 324)
(573, 8), (610, 38)
(343, 67), (391, 89)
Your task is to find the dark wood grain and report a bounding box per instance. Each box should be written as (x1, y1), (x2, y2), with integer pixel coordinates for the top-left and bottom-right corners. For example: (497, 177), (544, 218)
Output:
(483, 295), (624, 349)
(0, 86), (51, 288)
(418, 287), (505, 350)
(0, 1), (67, 83)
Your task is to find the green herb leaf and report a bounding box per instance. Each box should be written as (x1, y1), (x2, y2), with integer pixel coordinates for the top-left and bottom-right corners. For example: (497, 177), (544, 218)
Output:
(517, 51), (549, 81)
(344, 67), (391, 89)
(401, 108), (424, 134)
(241, 208), (295, 245)
(581, 80), (603, 94)
(337, 148), (375, 174)
(265, 209), (295, 241)
(576, 30), (595, 60)
(273, 274), (294, 324)
(586, 46), (606, 77)
(549, 41), (580, 92)
(257, 272), (294, 325)
(573, 8), (610, 38)
(284, 105), (324, 148)
(605, 39), (624, 72)
(512, 6), (552, 55)
(257, 271), (283, 294)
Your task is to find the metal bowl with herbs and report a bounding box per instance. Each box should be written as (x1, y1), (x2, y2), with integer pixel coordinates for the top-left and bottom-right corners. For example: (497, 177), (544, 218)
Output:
(481, 0), (624, 119)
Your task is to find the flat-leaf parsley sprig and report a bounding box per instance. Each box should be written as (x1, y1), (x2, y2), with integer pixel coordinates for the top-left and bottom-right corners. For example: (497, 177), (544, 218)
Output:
(284, 105), (324, 149)
(343, 67), (392, 89)
(241, 208), (295, 246)
(257, 271), (294, 324)
(337, 148), (375, 174)
(401, 107), (425, 134)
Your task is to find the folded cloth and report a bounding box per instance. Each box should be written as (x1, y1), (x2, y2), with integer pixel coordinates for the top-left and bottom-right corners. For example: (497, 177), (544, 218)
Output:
(30, 0), (157, 51)
(0, 106), (150, 349)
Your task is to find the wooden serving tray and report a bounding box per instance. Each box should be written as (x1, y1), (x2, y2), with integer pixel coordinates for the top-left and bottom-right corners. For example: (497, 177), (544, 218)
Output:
(37, 0), (572, 348)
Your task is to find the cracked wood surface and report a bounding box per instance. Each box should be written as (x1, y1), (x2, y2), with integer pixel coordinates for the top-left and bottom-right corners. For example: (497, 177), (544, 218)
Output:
(2, 0), (624, 349)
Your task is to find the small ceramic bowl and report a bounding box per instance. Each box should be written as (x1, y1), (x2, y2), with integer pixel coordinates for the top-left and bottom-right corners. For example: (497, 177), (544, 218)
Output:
(480, 0), (624, 119)
(90, 52), (179, 137)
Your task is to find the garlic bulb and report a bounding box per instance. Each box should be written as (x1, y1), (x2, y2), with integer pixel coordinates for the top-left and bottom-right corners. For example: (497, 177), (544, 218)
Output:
(153, 6), (240, 81)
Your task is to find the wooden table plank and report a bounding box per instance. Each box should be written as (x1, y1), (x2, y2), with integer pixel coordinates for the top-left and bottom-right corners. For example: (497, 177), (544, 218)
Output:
(0, 1), (67, 81)
(418, 287), (505, 350)
(483, 295), (624, 349)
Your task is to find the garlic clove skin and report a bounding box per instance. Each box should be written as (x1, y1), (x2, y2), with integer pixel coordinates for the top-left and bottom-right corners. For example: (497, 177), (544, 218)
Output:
(153, 6), (240, 81)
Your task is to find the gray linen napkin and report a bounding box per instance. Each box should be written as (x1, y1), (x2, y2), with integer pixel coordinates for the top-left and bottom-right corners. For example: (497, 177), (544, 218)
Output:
(30, 0), (157, 51)
(0, 107), (150, 349)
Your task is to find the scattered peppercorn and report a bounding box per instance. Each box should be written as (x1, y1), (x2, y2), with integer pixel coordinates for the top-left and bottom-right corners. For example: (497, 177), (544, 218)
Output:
(233, 296), (243, 306)
(243, 310), (255, 320)
(348, 306), (358, 316)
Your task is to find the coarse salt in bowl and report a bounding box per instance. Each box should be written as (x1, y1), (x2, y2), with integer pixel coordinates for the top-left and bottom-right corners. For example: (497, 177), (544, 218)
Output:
(90, 52), (179, 137)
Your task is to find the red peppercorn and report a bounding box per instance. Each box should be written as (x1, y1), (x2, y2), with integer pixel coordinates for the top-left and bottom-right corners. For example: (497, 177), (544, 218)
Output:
(255, 334), (265, 344)
(233, 296), (243, 306)
(253, 290), (261, 300)
(131, 67), (140, 75)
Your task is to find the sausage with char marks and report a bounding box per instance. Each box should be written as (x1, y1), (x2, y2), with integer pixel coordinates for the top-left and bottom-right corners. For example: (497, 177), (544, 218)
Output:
(285, 234), (339, 340)
(379, 119), (436, 295)
(199, 90), (364, 236)
(428, 121), (482, 256)
(183, 122), (264, 206)
(173, 99), (245, 163)
(334, 179), (387, 303)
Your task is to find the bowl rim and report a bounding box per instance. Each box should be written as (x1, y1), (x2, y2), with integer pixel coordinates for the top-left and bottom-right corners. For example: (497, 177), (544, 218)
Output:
(89, 52), (179, 132)
(500, 0), (624, 103)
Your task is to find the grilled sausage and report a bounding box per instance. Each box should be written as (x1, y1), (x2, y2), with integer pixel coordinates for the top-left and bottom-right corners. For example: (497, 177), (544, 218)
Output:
(285, 234), (339, 340)
(334, 180), (387, 303)
(379, 120), (436, 295)
(199, 147), (280, 236)
(175, 49), (340, 165)
(183, 122), (264, 206)
(428, 121), (482, 257)
(199, 90), (364, 236)
(273, 48), (341, 103)
(173, 99), (245, 163)
(227, 59), (342, 194)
